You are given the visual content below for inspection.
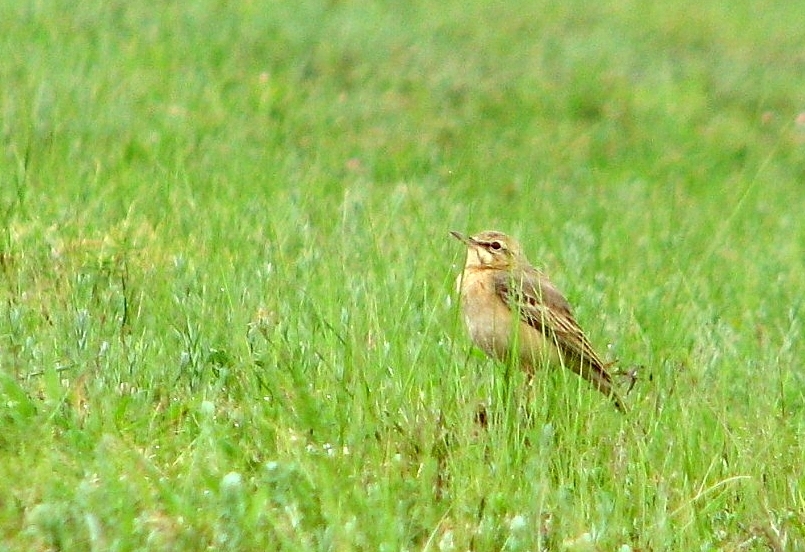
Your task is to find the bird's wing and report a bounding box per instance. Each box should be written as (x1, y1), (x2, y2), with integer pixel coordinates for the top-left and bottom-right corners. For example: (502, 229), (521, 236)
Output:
(493, 268), (625, 410)
(492, 268), (605, 366)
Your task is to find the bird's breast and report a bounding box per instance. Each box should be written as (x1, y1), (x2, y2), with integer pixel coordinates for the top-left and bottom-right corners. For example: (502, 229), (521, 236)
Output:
(457, 269), (560, 368)
(459, 274), (510, 358)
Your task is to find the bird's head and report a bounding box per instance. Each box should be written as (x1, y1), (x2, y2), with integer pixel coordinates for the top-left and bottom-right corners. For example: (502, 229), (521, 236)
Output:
(450, 230), (524, 270)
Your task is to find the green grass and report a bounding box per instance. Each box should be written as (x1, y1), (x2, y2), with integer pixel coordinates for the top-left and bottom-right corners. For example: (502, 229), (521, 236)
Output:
(2, 0), (805, 549)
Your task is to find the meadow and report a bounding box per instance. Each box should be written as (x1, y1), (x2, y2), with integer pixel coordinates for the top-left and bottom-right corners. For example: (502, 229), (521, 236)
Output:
(1, 0), (805, 549)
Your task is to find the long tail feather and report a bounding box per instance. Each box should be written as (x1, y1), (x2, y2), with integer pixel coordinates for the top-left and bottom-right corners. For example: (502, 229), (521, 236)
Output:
(571, 357), (626, 412)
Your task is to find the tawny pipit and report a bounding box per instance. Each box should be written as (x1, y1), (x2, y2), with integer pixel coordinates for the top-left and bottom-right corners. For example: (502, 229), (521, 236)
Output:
(451, 230), (625, 411)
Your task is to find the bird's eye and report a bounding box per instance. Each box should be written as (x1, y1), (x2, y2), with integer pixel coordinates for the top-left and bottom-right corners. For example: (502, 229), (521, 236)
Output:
(490, 241), (502, 250)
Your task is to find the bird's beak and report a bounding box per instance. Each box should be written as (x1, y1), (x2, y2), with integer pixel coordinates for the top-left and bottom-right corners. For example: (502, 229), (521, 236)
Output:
(450, 231), (474, 246)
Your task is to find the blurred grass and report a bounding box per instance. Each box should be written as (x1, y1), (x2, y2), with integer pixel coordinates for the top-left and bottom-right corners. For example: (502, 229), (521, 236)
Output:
(1, 0), (805, 549)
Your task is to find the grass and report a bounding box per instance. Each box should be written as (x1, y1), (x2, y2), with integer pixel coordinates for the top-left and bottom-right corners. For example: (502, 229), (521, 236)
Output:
(1, 0), (805, 549)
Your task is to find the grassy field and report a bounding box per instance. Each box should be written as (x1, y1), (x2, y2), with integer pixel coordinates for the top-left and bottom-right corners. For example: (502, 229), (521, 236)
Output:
(2, 0), (805, 549)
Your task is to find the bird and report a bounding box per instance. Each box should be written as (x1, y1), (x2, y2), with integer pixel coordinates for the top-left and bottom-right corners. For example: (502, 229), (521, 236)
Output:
(451, 230), (625, 412)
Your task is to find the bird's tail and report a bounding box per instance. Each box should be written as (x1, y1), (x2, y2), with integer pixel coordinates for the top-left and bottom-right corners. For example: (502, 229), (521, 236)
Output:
(570, 357), (626, 412)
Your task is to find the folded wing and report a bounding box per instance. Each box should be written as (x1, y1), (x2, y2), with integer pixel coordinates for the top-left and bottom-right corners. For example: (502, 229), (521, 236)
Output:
(492, 269), (625, 411)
